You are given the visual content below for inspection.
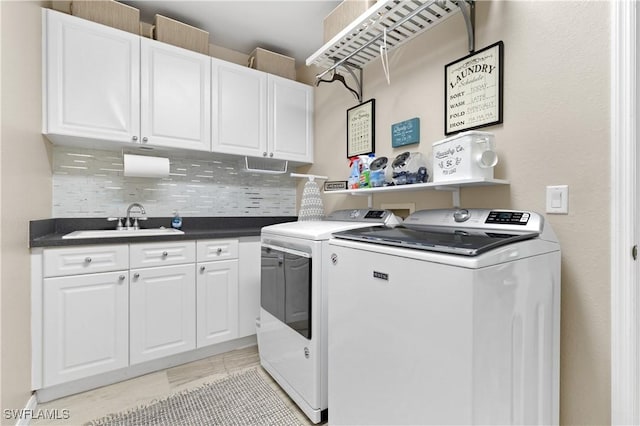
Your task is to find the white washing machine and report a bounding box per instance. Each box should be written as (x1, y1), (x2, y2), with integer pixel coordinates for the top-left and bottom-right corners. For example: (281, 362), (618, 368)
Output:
(257, 209), (401, 423)
(327, 209), (561, 425)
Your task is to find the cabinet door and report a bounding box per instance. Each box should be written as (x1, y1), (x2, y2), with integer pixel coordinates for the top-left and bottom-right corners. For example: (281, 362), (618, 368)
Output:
(130, 264), (196, 364)
(43, 271), (129, 387)
(268, 75), (314, 163)
(44, 9), (140, 144)
(238, 239), (261, 338)
(196, 260), (239, 347)
(141, 38), (211, 151)
(211, 58), (267, 157)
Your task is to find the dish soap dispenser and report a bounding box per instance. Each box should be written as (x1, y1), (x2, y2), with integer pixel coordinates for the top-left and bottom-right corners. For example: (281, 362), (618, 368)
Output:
(171, 210), (182, 230)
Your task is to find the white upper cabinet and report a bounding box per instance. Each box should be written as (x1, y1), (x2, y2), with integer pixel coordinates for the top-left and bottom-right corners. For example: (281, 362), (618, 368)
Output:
(141, 38), (211, 151)
(268, 75), (314, 163)
(211, 59), (314, 164)
(211, 58), (267, 157)
(43, 9), (312, 162)
(43, 9), (140, 144)
(43, 9), (211, 151)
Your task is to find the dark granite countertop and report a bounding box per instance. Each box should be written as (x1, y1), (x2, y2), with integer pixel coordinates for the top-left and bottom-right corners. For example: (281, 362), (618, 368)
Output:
(30, 216), (297, 248)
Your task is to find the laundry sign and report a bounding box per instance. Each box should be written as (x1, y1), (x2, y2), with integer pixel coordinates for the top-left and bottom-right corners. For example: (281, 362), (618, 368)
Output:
(444, 41), (504, 135)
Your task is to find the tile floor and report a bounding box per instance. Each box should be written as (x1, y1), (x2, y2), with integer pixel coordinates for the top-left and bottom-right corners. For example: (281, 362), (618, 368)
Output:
(33, 345), (315, 425)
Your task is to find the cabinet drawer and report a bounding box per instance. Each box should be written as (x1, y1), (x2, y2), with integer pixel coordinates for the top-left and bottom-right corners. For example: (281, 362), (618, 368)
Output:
(43, 245), (129, 277)
(130, 241), (196, 268)
(197, 239), (239, 262)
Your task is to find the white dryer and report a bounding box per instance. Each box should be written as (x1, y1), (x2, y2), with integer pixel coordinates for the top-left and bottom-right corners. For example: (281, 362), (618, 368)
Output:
(327, 209), (561, 425)
(257, 209), (401, 423)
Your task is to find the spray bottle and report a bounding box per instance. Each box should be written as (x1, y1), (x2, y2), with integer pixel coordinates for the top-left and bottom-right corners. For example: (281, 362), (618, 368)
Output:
(348, 157), (361, 189)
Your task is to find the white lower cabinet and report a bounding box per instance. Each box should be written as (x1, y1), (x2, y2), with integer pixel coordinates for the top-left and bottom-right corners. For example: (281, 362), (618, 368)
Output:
(43, 271), (129, 387)
(196, 259), (238, 347)
(36, 237), (256, 390)
(238, 238), (261, 338)
(130, 263), (196, 365)
(196, 239), (239, 347)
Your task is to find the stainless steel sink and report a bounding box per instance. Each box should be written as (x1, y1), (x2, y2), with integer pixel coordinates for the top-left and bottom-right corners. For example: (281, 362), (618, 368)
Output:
(62, 228), (184, 239)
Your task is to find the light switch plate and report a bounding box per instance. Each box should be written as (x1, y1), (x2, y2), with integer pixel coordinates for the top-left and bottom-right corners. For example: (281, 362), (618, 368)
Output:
(546, 185), (569, 214)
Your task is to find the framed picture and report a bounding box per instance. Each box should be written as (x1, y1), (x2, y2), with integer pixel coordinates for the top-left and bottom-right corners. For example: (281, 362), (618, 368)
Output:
(444, 41), (504, 135)
(347, 99), (375, 158)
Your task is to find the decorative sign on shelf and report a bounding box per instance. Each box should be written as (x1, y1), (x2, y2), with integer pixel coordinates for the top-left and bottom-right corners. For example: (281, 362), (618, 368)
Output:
(391, 117), (420, 148)
(347, 99), (375, 158)
(444, 41), (504, 135)
(324, 181), (348, 191)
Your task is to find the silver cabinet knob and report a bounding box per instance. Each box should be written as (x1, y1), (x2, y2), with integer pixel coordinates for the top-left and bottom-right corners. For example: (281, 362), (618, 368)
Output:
(142, 137), (148, 143)
(84, 257), (92, 263)
(269, 152), (274, 157)
(133, 273), (140, 279)
(132, 136), (138, 141)
(118, 275), (126, 281)
(263, 152), (267, 157)
(162, 251), (168, 257)
(200, 266), (206, 273)
(216, 248), (222, 255)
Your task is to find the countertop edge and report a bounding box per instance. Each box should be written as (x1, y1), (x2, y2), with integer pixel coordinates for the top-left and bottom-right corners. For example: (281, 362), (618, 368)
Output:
(30, 216), (297, 248)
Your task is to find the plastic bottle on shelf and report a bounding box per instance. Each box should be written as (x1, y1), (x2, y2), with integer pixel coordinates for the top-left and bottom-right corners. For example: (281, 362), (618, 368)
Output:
(348, 157), (361, 189)
(358, 153), (375, 188)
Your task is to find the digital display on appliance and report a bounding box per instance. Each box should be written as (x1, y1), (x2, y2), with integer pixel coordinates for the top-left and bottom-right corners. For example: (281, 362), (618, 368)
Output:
(364, 210), (385, 219)
(486, 211), (529, 225)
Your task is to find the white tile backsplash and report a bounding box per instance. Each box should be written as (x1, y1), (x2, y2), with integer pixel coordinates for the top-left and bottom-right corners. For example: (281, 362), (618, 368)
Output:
(52, 146), (297, 217)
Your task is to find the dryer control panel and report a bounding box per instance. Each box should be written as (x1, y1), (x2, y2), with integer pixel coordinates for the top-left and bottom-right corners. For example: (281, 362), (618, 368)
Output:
(326, 209), (403, 227)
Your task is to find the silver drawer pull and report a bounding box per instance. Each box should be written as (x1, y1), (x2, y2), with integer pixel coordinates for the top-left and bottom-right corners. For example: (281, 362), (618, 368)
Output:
(162, 251), (168, 257)
(200, 266), (206, 273)
(133, 273), (140, 279)
(84, 257), (92, 263)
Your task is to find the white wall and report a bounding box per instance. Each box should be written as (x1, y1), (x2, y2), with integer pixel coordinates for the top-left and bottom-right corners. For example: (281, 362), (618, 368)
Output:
(304, 1), (610, 424)
(0, 0), (51, 416)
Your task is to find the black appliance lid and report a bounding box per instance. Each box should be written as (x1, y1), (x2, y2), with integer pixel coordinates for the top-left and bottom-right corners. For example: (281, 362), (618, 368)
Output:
(332, 225), (539, 256)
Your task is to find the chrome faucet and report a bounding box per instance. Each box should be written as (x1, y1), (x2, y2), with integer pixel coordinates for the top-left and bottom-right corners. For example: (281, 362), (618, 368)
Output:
(125, 203), (146, 229)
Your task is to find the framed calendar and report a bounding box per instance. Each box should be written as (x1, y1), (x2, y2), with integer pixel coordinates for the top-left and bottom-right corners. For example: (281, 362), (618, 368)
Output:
(346, 99), (375, 158)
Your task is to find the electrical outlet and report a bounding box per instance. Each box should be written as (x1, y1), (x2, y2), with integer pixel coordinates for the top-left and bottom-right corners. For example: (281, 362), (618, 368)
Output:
(546, 185), (568, 214)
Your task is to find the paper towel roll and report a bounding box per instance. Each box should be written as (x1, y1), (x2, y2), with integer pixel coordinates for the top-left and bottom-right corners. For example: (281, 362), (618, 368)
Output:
(123, 154), (170, 178)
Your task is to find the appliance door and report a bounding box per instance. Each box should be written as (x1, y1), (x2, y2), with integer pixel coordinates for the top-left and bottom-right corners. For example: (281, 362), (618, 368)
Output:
(333, 226), (538, 256)
(260, 244), (311, 338)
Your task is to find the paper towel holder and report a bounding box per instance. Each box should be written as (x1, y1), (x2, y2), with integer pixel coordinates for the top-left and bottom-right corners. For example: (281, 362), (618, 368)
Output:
(122, 151), (171, 178)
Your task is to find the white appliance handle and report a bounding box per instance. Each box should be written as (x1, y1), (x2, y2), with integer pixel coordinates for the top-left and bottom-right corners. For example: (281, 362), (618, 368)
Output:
(262, 244), (311, 259)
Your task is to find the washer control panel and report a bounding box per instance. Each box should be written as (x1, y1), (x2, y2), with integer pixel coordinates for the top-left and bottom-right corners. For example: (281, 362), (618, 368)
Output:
(326, 209), (403, 227)
(485, 210), (530, 225)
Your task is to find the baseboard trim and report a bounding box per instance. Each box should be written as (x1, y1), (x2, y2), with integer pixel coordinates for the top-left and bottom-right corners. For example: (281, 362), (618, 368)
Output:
(14, 393), (38, 426)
